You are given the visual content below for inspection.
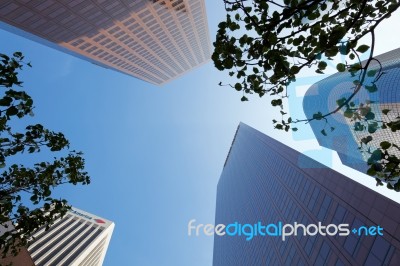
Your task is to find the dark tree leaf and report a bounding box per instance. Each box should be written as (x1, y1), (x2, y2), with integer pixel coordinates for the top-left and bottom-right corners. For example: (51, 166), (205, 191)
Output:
(380, 141), (391, 150)
(356, 44), (370, 53)
(336, 63), (346, 72)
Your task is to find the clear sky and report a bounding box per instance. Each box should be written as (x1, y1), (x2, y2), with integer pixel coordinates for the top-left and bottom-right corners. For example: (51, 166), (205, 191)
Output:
(1, 1), (400, 265)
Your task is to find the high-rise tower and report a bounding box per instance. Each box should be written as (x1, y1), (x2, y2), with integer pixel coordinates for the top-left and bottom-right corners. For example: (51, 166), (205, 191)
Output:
(213, 123), (400, 265)
(0, 0), (211, 85)
(27, 207), (114, 266)
(303, 48), (400, 175)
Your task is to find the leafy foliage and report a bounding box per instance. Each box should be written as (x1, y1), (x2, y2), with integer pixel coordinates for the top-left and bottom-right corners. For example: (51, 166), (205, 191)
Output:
(361, 110), (400, 190)
(0, 52), (90, 257)
(213, 0), (400, 190)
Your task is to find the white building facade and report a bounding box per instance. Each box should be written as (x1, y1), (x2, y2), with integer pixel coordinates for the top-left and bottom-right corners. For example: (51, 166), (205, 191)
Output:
(27, 207), (114, 266)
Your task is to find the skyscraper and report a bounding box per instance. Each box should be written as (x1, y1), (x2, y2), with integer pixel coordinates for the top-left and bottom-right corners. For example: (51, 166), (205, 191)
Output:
(27, 207), (114, 266)
(303, 48), (400, 174)
(213, 123), (400, 265)
(0, 0), (211, 85)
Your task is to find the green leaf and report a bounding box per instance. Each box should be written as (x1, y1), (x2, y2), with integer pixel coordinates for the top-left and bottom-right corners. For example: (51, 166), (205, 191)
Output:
(290, 66), (300, 74)
(321, 129), (327, 136)
(339, 44), (348, 55)
(382, 109), (390, 115)
(325, 47), (338, 57)
(271, 99), (282, 106)
(354, 122), (364, 131)
(307, 11), (320, 20)
(0, 96), (12, 106)
(374, 178), (383, 186)
(43, 189), (51, 197)
(367, 166), (380, 177)
(368, 122), (378, 133)
(367, 70), (377, 77)
(318, 61), (327, 70)
(292, 127), (298, 132)
(241, 96), (248, 101)
(369, 149), (383, 163)
(0, 54), (10, 60)
(336, 97), (346, 106)
(365, 112), (375, 120)
(361, 136), (373, 144)
(349, 63), (362, 73)
(336, 63), (346, 72)
(365, 84), (378, 93)
(356, 44), (370, 53)
(313, 112), (323, 120)
(394, 181), (400, 192)
(6, 106), (18, 116)
(224, 58), (234, 69)
(380, 141), (391, 150)
(344, 109), (353, 118)
(234, 83), (242, 91)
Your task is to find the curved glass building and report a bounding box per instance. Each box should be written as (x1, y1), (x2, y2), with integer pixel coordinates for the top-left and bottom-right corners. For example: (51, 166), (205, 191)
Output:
(303, 48), (400, 175)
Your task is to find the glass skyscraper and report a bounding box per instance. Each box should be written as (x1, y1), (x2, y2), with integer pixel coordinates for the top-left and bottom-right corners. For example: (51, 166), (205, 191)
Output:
(0, 0), (211, 85)
(213, 123), (400, 265)
(303, 48), (400, 175)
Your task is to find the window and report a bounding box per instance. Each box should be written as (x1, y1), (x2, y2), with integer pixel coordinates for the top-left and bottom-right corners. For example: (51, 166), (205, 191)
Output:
(370, 237), (390, 261)
(332, 205), (346, 224)
(344, 234), (358, 255)
(317, 195), (332, 220)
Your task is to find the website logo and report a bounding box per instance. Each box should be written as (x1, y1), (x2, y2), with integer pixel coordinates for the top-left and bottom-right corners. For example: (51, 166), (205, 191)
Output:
(188, 219), (383, 241)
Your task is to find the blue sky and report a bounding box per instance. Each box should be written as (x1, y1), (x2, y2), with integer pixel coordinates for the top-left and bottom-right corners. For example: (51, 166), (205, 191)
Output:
(1, 1), (400, 265)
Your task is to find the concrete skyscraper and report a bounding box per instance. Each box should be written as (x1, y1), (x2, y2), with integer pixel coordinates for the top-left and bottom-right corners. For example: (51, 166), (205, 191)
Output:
(27, 207), (114, 266)
(303, 48), (400, 175)
(213, 123), (400, 265)
(0, 0), (211, 85)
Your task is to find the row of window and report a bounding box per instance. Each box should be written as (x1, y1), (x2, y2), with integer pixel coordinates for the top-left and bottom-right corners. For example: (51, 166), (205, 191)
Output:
(216, 126), (398, 265)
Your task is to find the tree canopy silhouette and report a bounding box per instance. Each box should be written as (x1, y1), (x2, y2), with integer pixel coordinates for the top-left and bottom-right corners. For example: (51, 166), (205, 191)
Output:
(212, 0), (400, 190)
(0, 52), (90, 257)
